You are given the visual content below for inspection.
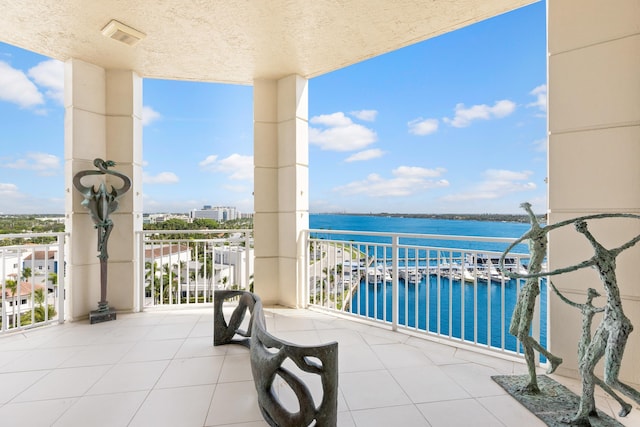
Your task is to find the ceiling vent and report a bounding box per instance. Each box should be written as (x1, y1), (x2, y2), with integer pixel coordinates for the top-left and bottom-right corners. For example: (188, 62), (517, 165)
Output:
(101, 20), (145, 46)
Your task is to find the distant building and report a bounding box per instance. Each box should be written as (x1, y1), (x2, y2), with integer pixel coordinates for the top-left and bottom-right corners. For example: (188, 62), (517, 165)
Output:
(144, 244), (191, 268)
(22, 249), (61, 290)
(190, 206), (240, 222)
(212, 245), (254, 290)
(144, 213), (191, 224)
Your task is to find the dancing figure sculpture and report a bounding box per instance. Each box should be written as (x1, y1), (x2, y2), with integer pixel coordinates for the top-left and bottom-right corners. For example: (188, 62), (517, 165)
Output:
(503, 209), (640, 424)
(73, 159), (131, 322)
(500, 202), (562, 393)
(550, 282), (631, 418)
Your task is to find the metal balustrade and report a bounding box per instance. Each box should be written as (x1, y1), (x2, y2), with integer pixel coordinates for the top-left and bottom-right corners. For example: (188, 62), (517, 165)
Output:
(2, 227), (548, 366)
(0, 232), (66, 334)
(303, 229), (548, 363)
(135, 229), (253, 309)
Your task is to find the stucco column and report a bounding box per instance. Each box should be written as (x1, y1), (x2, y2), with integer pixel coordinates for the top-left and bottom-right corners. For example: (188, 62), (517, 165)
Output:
(547, 0), (640, 387)
(64, 59), (143, 320)
(253, 76), (309, 307)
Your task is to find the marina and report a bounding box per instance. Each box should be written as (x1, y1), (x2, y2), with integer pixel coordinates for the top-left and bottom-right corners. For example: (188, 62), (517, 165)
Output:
(307, 215), (549, 360)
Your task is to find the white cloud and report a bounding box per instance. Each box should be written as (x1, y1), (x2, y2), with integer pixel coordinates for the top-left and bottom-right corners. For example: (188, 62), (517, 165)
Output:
(223, 184), (250, 192)
(0, 182), (23, 198)
(527, 84), (547, 113)
(143, 171), (179, 184)
(394, 166), (447, 178)
(142, 106), (162, 126)
(350, 110), (378, 121)
(28, 59), (64, 104)
(2, 152), (60, 176)
(334, 166), (448, 197)
(345, 149), (384, 162)
(198, 155), (218, 167)
(443, 100), (516, 128)
(408, 118), (439, 136)
(442, 169), (536, 202)
(309, 112), (377, 151)
(532, 137), (547, 152)
(0, 61), (44, 108)
(199, 153), (253, 181)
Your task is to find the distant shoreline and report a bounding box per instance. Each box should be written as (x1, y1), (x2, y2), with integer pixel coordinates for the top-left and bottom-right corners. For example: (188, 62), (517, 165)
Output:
(313, 212), (545, 224)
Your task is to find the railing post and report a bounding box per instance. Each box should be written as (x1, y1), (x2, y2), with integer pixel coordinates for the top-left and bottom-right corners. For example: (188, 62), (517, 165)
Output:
(299, 230), (308, 308)
(57, 232), (66, 324)
(392, 235), (399, 331)
(245, 230), (251, 292)
(136, 231), (145, 312)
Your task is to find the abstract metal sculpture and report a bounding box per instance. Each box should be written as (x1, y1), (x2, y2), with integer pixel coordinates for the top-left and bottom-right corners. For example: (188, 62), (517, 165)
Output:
(549, 282), (631, 418)
(503, 208), (640, 425)
(500, 202), (562, 393)
(214, 290), (339, 427)
(73, 158), (131, 323)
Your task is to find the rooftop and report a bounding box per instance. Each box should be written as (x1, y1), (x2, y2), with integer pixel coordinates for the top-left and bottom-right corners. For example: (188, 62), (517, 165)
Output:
(0, 306), (636, 426)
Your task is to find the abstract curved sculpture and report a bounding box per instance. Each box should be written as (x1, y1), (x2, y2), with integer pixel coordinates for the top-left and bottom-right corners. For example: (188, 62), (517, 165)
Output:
(73, 158), (131, 323)
(214, 290), (339, 427)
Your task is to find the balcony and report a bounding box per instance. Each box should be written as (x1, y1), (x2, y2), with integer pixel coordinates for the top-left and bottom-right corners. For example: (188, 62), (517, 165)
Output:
(0, 304), (636, 426)
(1, 230), (638, 426)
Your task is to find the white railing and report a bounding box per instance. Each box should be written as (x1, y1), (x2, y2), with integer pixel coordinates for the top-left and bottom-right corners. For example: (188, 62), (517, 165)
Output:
(135, 229), (253, 309)
(3, 227), (545, 364)
(0, 233), (66, 334)
(303, 229), (547, 363)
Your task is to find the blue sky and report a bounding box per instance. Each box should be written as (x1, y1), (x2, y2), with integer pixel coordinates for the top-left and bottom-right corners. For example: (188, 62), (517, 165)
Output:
(0, 2), (546, 215)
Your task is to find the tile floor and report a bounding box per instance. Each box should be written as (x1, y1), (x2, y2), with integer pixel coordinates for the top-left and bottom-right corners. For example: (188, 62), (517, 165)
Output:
(0, 306), (637, 427)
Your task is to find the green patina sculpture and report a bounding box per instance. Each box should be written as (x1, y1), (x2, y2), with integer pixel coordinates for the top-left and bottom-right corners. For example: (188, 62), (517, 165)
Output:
(214, 290), (339, 426)
(502, 205), (640, 425)
(550, 282), (631, 419)
(500, 202), (563, 394)
(73, 158), (131, 318)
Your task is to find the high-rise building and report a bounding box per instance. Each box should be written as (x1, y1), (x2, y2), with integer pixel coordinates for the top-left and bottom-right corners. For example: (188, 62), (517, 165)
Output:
(190, 206), (239, 221)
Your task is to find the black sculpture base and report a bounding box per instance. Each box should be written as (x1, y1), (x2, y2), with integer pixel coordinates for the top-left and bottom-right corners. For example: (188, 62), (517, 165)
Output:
(492, 375), (624, 426)
(90, 308), (117, 324)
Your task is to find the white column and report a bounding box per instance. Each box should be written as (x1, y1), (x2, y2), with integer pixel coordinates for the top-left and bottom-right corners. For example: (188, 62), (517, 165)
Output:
(64, 59), (143, 319)
(547, 0), (640, 387)
(253, 76), (309, 307)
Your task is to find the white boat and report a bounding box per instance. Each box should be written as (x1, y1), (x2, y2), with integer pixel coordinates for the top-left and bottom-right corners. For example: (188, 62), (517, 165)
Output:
(398, 268), (422, 283)
(366, 266), (391, 283)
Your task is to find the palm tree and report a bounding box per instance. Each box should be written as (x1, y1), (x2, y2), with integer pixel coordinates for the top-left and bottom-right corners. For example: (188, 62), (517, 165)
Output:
(31, 287), (56, 323)
(144, 262), (161, 304)
(5, 279), (18, 327)
(21, 267), (32, 282)
(161, 263), (180, 304)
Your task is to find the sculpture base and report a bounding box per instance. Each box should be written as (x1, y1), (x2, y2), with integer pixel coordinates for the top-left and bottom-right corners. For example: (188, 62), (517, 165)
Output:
(492, 375), (624, 426)
(90, 308), (116, 324)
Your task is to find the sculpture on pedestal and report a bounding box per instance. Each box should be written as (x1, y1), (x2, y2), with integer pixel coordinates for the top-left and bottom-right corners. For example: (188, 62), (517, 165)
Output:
(73, 158), (131, 323)
(501, 205), (640, 425)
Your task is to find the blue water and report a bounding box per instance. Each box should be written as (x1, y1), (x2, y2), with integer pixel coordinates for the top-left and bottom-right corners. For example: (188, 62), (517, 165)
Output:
(309, 214), (548, 357)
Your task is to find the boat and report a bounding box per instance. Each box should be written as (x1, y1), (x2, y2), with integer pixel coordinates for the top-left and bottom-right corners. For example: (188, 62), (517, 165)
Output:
(398, 268), (422, 284)
(366, 265), (391, 283)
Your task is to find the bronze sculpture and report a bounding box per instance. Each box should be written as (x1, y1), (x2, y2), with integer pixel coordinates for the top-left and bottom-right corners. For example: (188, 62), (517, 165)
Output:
(549, 282), (631, 418)
(73, 158), (131, 323)
(500, 202), (563, 393)
(502, 206), (640, 424)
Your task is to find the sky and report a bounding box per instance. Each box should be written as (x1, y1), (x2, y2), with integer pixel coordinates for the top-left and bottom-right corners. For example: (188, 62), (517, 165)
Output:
(0, 1), (547, 215)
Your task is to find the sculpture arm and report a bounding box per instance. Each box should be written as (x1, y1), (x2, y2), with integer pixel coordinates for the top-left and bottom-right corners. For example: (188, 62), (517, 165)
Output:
(549, 281), (581, 309)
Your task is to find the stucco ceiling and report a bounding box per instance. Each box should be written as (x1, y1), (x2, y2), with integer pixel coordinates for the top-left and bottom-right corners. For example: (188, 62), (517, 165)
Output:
(0, 0), (535, 85)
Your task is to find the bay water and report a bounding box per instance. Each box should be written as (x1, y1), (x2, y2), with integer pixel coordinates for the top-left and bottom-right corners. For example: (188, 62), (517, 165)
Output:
(309, 214), (547, 356)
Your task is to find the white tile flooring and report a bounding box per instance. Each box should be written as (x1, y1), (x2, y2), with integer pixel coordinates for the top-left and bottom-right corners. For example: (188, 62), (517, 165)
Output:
(0, 306), (637, 427)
